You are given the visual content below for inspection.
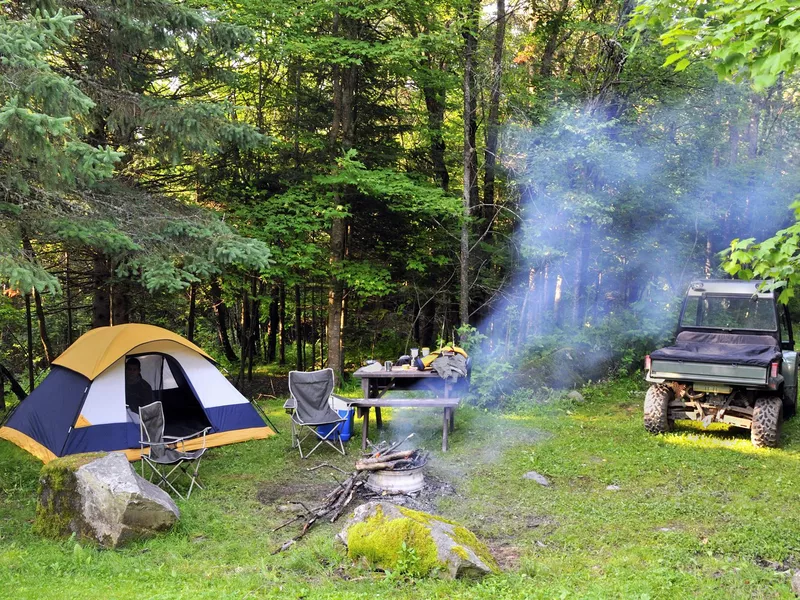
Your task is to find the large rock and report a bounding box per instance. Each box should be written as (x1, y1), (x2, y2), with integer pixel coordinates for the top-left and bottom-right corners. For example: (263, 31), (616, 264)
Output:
(337, 501), (499, 579)
(34, 452), (180, 548)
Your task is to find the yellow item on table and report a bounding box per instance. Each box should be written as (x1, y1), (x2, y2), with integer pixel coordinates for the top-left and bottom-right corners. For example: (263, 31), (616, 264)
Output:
(419, 345), (468, 369)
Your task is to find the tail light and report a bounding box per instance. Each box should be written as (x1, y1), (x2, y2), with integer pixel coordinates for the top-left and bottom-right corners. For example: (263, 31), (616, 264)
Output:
(771, 361), (779, 378)
(645, 355), (651, 371)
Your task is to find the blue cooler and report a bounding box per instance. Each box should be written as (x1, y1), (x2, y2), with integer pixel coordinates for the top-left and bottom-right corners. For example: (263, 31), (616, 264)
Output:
(316, 408), (355, 441)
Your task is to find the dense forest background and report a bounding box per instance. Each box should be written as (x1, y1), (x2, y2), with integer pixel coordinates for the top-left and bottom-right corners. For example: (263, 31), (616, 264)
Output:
(2, 0), (800, 407)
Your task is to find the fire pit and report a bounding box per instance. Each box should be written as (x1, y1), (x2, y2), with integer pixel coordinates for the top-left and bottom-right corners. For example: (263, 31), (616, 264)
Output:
(356, 438), (429, 495)
(366, 460), (427, 494)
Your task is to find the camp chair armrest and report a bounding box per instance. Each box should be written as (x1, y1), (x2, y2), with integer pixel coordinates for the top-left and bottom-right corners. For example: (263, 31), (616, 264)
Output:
(166, 427), (211, 444)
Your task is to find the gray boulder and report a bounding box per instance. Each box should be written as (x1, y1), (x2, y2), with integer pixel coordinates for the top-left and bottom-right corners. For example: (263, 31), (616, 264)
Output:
(34, 452), (179, 548)
(792, 571), (800, 596)
(337, 501), (499, 579)
(523, 471), (550, 486)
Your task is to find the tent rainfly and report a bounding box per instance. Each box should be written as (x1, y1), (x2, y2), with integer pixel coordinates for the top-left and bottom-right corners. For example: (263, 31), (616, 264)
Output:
(0, 324), (274, 463)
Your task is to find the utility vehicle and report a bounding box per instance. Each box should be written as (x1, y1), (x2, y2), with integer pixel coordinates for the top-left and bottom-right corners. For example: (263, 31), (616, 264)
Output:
(644, 280), (797, 447)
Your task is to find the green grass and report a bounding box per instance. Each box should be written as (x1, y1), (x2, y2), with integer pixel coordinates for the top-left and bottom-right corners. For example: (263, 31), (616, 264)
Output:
(2, 379), (800, 598)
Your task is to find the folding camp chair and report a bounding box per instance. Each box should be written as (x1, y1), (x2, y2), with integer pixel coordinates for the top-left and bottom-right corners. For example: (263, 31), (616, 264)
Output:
(287, 368), (350, 459)
(139, 401), (210, 499)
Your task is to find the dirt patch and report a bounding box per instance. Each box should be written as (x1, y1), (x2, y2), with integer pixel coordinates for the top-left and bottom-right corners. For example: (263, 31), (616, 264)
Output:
(241, 375), (289, 401)
(486, 541), (523, 570)
(755, 556), (798, 573)
(256, 480), (332, 506)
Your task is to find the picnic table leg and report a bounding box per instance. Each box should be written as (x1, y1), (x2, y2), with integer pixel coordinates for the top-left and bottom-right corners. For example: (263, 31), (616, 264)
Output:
(442, 407), (449, 452)
(375, 407), (383, 429)
(449, 408), (455, 432)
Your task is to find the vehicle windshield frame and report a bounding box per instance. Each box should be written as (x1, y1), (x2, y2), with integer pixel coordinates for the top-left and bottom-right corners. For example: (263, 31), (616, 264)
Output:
(678, 293), (779, 334)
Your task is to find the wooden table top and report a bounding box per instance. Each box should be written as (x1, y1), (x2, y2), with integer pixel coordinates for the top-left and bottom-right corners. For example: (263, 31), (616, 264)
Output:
(352, 365), (440, 379)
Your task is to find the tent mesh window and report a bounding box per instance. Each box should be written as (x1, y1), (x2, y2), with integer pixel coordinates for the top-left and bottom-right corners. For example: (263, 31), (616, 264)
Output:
(128, 354), (212, 437)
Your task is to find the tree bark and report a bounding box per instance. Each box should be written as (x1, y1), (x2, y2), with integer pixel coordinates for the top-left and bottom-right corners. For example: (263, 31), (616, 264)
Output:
(64, 250), (74, 345)
(311, 285), (317, 369)
(460, 0), (479, 327)
(483, 0), (506, 225)
(279, 282), (286, 366)
(572, 219), (592, 327)
(747, 97), (760, 159)
(729, 119), (739, 164)
(267, 286), (279, 363)
(21, 236), (54, 363)
(111, 278), (130, 325)
(91, 254), (111, 328)
(423, 83), (449, 192)
(210, 278), (238, 362)
(187, 283), (197, 342)
(25, 293), (34, 393)
(326, 7), (358, 381)
(540, 0), (570, 77)
(295, 284), (304, 371)
(238, 288), (248, 390)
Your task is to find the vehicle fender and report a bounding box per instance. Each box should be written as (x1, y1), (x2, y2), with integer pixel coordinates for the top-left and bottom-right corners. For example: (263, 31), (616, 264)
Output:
(782, 350), (798, 398)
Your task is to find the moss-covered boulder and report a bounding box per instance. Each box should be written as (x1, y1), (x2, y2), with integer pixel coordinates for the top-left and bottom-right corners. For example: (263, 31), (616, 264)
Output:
(337, 502), (499, 579)
(34, 452), (179, 548)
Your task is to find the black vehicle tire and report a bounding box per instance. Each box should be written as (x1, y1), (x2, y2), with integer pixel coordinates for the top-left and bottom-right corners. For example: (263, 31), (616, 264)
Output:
(751, 397), (783, 448)
(644, 384), (674, 434)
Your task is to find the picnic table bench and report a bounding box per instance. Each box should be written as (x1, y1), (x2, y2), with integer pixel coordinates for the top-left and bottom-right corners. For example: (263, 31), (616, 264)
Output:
(352, 366), (460, 452)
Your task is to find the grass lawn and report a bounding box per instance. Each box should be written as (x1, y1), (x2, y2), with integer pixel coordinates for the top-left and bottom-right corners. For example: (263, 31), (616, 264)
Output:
(2, 378), (800, 599)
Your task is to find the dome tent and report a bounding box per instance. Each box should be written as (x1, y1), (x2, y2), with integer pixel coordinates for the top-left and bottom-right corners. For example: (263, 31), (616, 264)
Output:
(0, 324), (274, 463)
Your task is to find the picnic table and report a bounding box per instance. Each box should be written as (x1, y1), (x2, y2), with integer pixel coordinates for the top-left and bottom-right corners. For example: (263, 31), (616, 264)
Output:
(352, 365), (460, 452)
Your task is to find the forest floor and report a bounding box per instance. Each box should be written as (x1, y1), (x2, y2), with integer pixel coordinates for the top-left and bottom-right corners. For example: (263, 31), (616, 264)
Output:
(3, 378), (800, 599)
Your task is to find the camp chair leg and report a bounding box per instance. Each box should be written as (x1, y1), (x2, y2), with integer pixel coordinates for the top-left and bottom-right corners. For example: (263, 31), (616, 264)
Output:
(295, 421), (345, 459)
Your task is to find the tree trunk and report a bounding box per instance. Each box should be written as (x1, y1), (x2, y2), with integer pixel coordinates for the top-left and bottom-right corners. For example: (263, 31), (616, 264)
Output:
(423, 83), (449, 191)
(111, 278), (130, 325)
(210, 279), (238, 362)
(460, 0), (479, 326)
(267, 286), (279, 363)
(238, 288), (248, 390)
(25, 293), (34, 393)
(64, 250), (74, 345)
(186, 283), (197, 342)
(295, 284), (303, 371)
(21, 236), (54, 363)
(91, 255), (111, 328)
(540, 0), (570, 77)
(279, 282), (286, 366)
(326, 7), (358, 382)
(572, 219), (592, 327)
(310, 286), (317, 369)
(747, 97), (760, 159)
(729, 119), (739, 164)
(327, 220), (346, 378)
(483, 0), (506, 225)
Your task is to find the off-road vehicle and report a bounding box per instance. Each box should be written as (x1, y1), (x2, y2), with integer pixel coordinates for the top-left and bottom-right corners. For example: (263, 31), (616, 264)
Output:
(644, 280), (797, 447)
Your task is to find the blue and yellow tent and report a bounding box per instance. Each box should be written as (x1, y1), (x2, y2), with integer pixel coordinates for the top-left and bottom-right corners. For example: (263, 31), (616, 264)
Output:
(0, 324), (274, 463)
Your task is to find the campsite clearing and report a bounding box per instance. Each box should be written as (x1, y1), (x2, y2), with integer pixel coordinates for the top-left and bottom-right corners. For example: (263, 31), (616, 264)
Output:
(2, 378), (800, 599)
